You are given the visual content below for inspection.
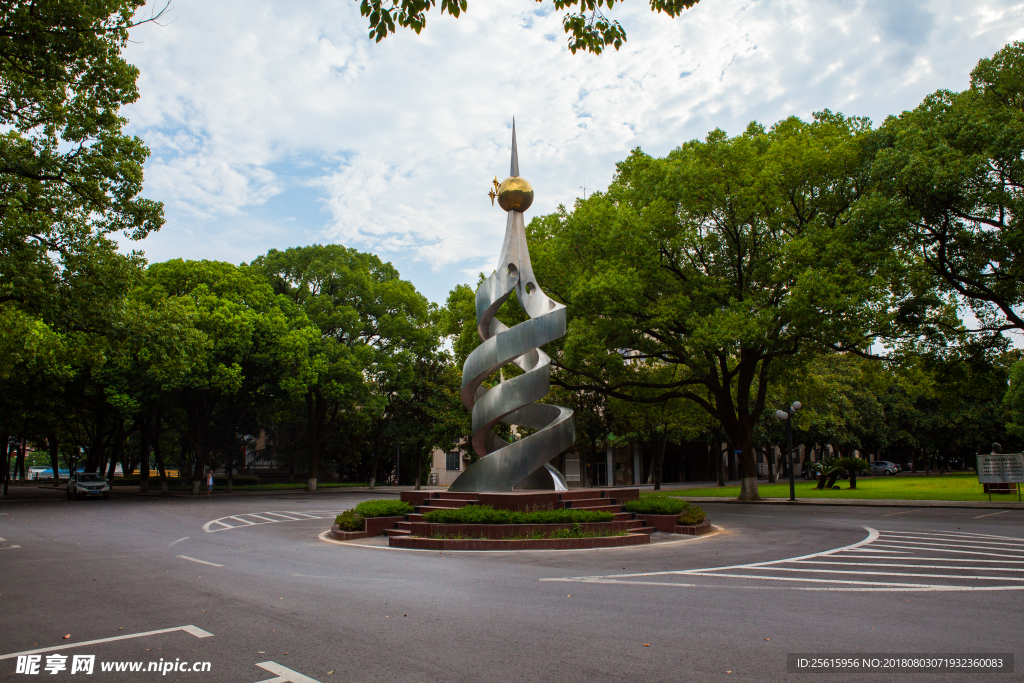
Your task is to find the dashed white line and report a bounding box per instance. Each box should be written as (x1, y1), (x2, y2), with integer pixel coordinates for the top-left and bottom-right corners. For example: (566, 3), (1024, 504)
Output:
(177, 555), (224, 567)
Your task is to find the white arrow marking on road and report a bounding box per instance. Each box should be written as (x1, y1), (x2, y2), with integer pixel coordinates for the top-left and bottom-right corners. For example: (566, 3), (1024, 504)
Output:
(0, 625), (213, 660)
(177, 555), (224, 567)
(169, 536), (189, 546)
(255, 660), (322, 683)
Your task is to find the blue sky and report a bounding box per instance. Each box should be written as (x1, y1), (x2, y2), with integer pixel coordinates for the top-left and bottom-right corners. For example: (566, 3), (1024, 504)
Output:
(121, 0), (1024, 305)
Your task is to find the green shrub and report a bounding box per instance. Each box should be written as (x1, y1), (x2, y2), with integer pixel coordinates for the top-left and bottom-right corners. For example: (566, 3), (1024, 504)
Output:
(678, 505), (706, 525)
(421, 505), (613, 524)
(353, 499), (413, 518)
(625, 497), (689, 515)
(335, 510), (364, 531)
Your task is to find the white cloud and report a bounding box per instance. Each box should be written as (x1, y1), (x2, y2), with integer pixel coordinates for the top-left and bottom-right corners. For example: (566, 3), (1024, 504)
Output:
(122, 0), (1024, 301)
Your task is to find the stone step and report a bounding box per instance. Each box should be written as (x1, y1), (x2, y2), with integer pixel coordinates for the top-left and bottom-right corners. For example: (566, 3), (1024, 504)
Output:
(631, 526), (657, 535)
(558, 490), (606, 501)
(423, 499), (477, 509)
(612, 512), (633, 521)
(384, 528), (411, 537)
(396, 521), (413, 531)
(565, 498), (610, 508)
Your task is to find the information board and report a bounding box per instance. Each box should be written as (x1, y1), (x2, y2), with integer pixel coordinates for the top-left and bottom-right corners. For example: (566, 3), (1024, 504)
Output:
(976, 453), (1024, 484)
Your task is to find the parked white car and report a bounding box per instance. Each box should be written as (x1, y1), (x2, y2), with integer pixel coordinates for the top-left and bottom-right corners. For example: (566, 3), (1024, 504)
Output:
(870, 460), (899, 476)
(67, 473), (110, 500)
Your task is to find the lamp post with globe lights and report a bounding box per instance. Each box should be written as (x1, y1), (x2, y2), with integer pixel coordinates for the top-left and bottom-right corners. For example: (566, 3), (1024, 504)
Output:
(775, 401), (802, 502)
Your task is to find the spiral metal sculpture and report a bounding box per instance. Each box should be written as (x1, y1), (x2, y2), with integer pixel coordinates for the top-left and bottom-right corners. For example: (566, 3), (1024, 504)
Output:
(448, 123), (575, 492)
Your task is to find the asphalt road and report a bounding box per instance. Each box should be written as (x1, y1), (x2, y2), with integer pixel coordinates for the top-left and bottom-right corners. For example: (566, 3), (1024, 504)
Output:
(0, 491), (1021, 682)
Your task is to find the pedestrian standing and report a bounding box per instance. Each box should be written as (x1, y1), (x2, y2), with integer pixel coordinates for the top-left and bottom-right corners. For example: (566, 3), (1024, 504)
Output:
(206, 470), (213, 497)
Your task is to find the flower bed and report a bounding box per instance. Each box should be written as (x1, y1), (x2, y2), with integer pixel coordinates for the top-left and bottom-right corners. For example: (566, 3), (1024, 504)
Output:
(421, 505), (613, 525)
(390, 534), (649, 551)
(409, 520), (630, 539)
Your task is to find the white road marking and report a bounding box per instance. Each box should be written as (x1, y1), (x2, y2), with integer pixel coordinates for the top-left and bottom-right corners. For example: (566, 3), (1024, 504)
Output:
(870, 536), (1024, 551)
(228, 515), (258, 526)
(870, 543), (1024, 558)
(0, 625), (213, 660)
(203, 510), (346, 533)
(879, 532), (1024, 547)
(878, 529), (1023, 541)
(544, 527), (1024, 592)
(177, 555), (224, 567)
(974, 509), (1012, 519)
(255, 661), (322, 683)
(169, 536), (189, 547)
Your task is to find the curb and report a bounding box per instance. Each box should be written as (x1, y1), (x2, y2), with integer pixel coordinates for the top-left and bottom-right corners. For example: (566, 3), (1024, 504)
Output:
(679, 497), (1024, 510)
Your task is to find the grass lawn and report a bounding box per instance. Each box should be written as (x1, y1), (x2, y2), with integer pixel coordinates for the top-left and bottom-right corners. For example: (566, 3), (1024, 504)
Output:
(643, 474), (1021, 502)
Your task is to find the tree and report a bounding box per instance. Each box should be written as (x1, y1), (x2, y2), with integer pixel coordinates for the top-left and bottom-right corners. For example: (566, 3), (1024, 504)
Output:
(136, 259), (318, 494)
(254, 245), (434, 490)
(872, 42), (1024, 336)
(356, 0), (699, 55)
(530, 113), (901, 500)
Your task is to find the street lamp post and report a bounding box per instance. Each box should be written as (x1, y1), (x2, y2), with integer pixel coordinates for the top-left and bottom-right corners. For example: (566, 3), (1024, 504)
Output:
(774, 401), (802, 502)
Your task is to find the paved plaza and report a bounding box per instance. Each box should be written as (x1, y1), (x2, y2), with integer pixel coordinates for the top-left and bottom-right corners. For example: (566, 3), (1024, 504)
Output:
(0, 492), (1020, 681)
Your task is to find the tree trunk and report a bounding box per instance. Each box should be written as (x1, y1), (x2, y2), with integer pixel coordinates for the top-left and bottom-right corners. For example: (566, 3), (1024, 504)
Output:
(15, 438), (25, 480)
(107, 422), (123, 480)
(849, 465), (857, 489)
(189, 405), (207, 495)
(139, 417), (150, 494)
(716, 441), (725, 486)
(826, 471), (839, 488)
(153, 412), (168, 494)
(1, 428), (9, 498)
(306, 391), (318, 492)
(652, 432), (666, 491)
(737, 437), (760, 502)
(48, 435), (60, 486)
(415, 446), (422, 490)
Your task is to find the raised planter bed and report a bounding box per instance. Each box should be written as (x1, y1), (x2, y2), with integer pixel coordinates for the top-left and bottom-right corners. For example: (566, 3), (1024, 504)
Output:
(674, 522), (713, 536)
(635, 514), (679, 533)
(390, 533), (650, 551)
(364, 515), (406, 537)
(407, 521), (630, 539)
(330, 524), (366, 541)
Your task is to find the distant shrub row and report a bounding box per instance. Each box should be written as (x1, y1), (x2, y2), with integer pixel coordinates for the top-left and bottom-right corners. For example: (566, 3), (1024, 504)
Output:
(625, 497), (690, 515)
(422, 505), (613, 524)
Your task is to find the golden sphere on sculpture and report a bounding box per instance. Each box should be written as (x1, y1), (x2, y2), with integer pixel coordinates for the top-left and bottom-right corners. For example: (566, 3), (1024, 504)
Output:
(497, 176), (534, 212)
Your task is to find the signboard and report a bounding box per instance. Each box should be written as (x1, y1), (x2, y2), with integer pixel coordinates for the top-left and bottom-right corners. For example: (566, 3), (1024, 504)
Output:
(976, 453), (1024, 484)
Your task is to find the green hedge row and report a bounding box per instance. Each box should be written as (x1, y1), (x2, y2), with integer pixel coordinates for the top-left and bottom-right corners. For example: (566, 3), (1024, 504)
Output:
(625, 497), (690, 515)
(421, 505), (614, 524)
(334, 499), (413, 530)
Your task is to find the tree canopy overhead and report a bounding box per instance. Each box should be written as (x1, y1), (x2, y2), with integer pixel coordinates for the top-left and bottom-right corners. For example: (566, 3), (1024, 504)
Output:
(356, 0), (700, 54)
